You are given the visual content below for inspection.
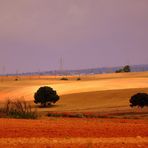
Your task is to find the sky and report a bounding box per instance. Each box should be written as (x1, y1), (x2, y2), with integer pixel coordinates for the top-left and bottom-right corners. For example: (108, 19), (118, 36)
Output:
(0, 0), (148, 74)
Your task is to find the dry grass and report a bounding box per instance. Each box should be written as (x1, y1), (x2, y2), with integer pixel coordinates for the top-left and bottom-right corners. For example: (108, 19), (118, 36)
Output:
(36, 88), (148, 112)
(0, 99), (38, 119)
(1, 72), (148, 101)
(0, 71), (148, 118)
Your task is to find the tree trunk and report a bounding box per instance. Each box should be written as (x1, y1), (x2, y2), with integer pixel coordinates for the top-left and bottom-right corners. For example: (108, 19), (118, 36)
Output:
(41, 102), (46, 107)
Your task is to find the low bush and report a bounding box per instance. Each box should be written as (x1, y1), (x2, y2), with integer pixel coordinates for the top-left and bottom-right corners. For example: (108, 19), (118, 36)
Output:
(60, 77), (68, 80)
(76, 77), (81, 81)
(115, 65), (131, 73)
(47, 112), (107, 118)
(0, 99), (38, 119)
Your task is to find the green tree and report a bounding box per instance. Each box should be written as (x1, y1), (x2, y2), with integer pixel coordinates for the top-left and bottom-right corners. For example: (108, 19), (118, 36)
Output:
(123, 65), (131, 72)
(115, 65), (131, 73)
(115, 69), (123, 73)
(130, 93), (148, 108)
(34, 86), (59, 107)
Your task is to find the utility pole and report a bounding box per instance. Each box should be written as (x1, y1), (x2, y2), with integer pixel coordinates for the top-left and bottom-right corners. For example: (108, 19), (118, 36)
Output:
(16, 69), (19, 80)
(3, 66), (5, 75)
(59, 57), (68, 79)
(59, 57), (64, 75)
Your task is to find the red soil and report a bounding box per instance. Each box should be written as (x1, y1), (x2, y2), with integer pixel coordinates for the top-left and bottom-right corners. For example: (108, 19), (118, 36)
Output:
(0, 118), (147, 147)
(0, 118), (147, 138)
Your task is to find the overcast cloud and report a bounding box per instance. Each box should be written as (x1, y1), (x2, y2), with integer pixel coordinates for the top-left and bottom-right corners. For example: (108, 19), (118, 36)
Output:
(0, 0), (148, 73)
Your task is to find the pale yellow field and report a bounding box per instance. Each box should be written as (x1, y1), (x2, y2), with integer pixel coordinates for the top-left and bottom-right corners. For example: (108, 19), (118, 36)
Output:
(0, 72), (148, 114)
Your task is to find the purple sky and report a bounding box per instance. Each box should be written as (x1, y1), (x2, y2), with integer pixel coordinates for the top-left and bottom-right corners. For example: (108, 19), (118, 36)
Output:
(0, 0), (148, 74)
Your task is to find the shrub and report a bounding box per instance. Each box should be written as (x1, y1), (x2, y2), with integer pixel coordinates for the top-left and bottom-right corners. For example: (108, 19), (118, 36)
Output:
(34, 86), (60, 107)
(47, 112), (105, 118)
(115, 65), (131, 73)
(123, 65), (131, 72)
(130, 93), (148, 108)
(0, 99), (38, 119)
(76, 77), (81, 81)
(115, 69), (123, 73)
(60, 77), (68, 80)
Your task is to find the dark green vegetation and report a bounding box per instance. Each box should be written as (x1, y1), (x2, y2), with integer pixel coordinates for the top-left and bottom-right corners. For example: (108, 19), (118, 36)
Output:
(0, 100), (38, 119)
(47, 111), (148, 119)
(116, 65), (131, 73)
(130, 93), (148, 108)
(76, 77), (81, 81)
(34, 86), (60, 107)
(60, 77), (68, 80)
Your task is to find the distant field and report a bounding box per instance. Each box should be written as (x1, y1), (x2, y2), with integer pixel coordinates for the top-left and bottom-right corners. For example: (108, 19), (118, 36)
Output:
(37, 88), (148, 119)
(0, 71), (148, 117)
(52, 88), (148, 112)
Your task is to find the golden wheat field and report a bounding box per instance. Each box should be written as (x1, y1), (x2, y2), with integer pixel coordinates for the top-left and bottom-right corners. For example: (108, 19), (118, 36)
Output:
(0, 72), (148, 113)
(0, 72), (148, 147)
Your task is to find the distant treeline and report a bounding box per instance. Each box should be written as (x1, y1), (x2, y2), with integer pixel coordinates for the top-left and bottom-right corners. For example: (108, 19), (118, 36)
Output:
(1, 64), (148, 76)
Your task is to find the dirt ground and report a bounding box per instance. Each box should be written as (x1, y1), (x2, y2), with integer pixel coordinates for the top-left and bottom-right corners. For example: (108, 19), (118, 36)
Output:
(0, 118), (147, 147)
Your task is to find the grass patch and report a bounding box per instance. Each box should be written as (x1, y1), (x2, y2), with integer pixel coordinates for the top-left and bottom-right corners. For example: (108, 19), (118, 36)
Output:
(0, 99), (38, 119)
(47, 111), (148, 119)
(47, 112), (108, 118)
(60, 77), (68, 80)
(76, 77), (81, 81)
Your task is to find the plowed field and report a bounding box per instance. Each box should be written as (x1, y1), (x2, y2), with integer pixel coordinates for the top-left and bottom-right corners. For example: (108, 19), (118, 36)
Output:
(0, 118), (147, 147)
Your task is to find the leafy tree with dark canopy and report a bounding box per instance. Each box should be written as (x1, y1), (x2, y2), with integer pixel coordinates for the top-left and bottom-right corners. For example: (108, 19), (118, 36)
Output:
(130, 93), (148, 108)
(115, 65), (131, 73)
(123, 65), (131, 72)
(34, 86), (59, 107)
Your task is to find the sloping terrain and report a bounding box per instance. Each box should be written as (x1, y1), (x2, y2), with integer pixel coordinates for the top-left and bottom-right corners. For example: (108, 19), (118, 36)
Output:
(1, 72), (148, 102)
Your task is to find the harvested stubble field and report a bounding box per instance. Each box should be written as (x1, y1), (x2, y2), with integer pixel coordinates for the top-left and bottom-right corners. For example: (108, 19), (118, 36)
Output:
(0, 72), (148, 147)
(0, 118), (147, 148)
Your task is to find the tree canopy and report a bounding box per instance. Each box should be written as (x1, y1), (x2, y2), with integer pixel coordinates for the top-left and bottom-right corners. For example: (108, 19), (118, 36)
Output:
(34, 86), (59, 107)
(130, 93), (148, 108)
